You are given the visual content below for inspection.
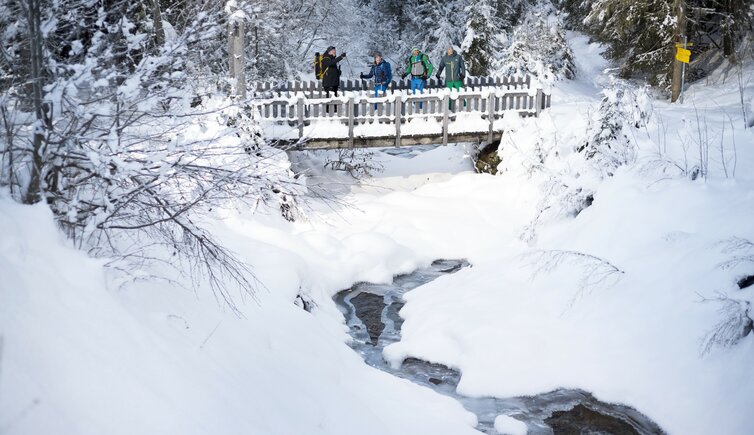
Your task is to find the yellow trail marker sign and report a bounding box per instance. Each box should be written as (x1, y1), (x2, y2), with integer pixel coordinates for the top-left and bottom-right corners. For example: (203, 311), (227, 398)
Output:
(676, 47), (691, 63)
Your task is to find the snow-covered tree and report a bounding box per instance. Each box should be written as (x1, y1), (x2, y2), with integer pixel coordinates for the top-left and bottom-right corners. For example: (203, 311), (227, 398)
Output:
(0, 0), (302, 310)
(496, 9), (575, 81)
(583, 0), (675, 86)
(462, 0), (500, 76)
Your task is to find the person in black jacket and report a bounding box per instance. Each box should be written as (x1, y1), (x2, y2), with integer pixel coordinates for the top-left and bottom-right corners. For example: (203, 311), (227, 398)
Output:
(321, 46), (346, 97)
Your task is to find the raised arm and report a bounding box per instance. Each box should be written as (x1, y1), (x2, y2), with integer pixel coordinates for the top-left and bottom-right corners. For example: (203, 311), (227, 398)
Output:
(322, 53), (346, 69)
(362, 65), (375, 79)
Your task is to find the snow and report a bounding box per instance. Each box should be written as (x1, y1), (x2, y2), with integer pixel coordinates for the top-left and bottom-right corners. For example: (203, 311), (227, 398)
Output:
(0, 195), (478, 435)
(3, 29), (754, 435)
(400, 117), (442, 136)
(354, 121), (395, 137)
(448, 112), (488, 134)
(304, 119), (350, 138)
(494, 415), (528, 435)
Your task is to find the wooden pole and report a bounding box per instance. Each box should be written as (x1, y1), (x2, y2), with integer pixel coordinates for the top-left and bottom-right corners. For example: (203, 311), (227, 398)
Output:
(297, 97), (304, 139)
(487, 95), (495, 143)
(347, 96), (354, 148)
(394, 95), (402, 148)
(535, 89), (543, 116)
(228, 16), (246, 99)
(442, 94), (449, 146)
(671, 0), (686, 103)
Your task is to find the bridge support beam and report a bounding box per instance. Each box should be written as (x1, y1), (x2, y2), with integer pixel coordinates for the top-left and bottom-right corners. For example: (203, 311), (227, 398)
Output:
(228, 15), (246, 99)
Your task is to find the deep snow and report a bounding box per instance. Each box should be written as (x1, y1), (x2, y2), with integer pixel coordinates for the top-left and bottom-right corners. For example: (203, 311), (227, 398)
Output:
(2, 32), (754, 435)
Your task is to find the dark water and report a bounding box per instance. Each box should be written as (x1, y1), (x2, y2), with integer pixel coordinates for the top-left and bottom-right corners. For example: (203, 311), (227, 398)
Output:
(334, 259), (665, 434)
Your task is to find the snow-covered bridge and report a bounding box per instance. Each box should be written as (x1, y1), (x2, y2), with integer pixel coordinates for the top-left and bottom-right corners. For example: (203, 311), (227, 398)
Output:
(253, 75), (550, 150)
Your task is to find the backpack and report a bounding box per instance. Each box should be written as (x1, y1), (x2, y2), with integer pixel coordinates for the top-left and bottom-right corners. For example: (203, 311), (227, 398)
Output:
(314, 53), (326, 80)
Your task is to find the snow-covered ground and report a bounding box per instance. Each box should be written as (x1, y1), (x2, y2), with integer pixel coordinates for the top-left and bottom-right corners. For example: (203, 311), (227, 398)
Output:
(2, 33), (753, 435)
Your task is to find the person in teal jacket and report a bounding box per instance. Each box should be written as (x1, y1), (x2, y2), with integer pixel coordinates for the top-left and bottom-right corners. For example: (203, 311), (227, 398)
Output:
(436, 46), (466, 90)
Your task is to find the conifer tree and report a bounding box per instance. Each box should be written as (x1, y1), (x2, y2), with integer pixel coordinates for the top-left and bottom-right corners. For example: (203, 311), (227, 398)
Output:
(462, 0), (499, 76)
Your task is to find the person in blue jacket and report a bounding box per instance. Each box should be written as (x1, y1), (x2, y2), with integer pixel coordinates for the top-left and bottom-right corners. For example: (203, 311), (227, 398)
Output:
(360, 52), (393, 98)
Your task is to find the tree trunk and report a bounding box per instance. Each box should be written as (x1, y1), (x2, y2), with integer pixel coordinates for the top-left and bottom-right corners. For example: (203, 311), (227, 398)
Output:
(670, 0), (687, 103)
(150, 0), (165, 47)
(24, 0), (45, 204)
(722, 0), (735, 59)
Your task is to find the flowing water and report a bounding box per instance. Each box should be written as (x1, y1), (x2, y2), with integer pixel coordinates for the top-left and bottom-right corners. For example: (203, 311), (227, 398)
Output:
(334, 259), (665, 434)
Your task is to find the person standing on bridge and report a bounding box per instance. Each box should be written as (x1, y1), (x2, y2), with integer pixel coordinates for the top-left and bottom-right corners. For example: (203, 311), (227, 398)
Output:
(321, 46), (347, 98)
(320, 46), (346, 113)
(436, 46), (466, 90)
(436, 46), (466, 109)
(401, 47), (433, 109)
(360, 52), (393, 98)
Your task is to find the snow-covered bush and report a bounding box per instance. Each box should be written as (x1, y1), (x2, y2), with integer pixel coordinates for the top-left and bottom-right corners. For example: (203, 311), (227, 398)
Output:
(497, 112), (596, 243)
(324, 149), (384, 178)
(577, 85), (650, 177)
(700, 293), (753, 355)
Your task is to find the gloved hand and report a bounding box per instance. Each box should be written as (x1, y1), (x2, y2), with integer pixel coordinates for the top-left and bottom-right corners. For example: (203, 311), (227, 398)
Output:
(401, 73), (408, 79)
(342, 52), (347, 57)
(360, 73), (365, 79)
(421, 73), (427, 80)
(460, 74), (465, 81)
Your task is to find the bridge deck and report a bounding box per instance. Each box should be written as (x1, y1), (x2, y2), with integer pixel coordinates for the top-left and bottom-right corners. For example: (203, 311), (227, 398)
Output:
(253, 75), (550, 150)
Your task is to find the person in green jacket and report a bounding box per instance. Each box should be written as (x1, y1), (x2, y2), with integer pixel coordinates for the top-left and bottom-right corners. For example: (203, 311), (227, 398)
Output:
(436, 46), (466, 90)
(401, 47), (433, 109)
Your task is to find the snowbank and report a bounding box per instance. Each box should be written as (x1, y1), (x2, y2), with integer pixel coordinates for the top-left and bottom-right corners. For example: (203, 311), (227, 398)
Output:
(0, 195), (478, 435)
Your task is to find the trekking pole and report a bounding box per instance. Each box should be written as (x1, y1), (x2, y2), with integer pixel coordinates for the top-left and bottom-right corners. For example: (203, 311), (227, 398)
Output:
(344, 56), (356, 78)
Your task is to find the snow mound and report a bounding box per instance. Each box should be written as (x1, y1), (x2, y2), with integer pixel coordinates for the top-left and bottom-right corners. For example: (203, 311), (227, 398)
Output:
(494, 415), (528, 435)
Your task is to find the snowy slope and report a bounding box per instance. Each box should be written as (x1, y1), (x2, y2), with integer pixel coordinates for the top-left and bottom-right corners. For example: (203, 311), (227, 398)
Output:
(0, 197), (478, 435)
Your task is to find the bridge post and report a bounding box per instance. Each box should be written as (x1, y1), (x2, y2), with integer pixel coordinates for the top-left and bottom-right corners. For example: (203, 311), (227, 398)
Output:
(297, 97), (304, 139)
(347, 96), (355, 148)
(535, 89), (543, 116)
(442, 94), (449, 146)
(228, 14), (246, 99)
(488, 94), (495, 143)
(394, 95), (402, 147)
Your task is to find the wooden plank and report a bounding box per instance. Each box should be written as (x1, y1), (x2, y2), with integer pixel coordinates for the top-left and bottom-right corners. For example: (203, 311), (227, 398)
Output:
(347, 96), (354, 148)
(442, 94), (449, 146)
(271, 132), (505, 150)
(394, 95), (402, 147)
(488, 95), (494, 143)
(297, 98), (304, 138)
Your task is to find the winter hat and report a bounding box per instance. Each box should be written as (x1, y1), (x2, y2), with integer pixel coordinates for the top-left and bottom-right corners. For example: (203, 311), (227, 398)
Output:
(326, 46), (336, 53)
(411, 47), (420, 53)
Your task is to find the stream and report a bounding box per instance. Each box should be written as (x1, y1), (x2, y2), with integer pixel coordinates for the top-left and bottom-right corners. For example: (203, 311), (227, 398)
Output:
(334, 259), (665, 434)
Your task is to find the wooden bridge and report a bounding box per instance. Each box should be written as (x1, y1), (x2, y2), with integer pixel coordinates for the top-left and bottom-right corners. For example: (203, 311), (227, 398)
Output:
(252, 75), (550, 150)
